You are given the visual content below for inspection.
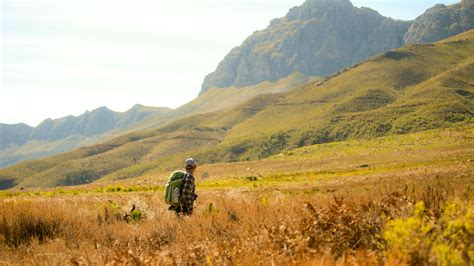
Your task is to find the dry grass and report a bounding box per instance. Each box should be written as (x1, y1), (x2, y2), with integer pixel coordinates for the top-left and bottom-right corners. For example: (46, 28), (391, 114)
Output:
(1, 126), (472, 264)
(0, 175), (472, 265)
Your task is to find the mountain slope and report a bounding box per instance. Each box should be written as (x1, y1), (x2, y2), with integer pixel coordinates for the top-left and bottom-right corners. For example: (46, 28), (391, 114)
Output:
(120, 73), (315, 133)
(200, 0), (474, 94)
(0, 30), (473, 189)
(0, 73), (314, 184)
(214, 31), (474, 153)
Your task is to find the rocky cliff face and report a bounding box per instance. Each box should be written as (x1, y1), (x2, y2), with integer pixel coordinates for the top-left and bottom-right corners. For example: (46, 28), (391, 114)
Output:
(201, 0), (410, 93)
(404, 0), (474, 44)
(200, 0), (473, 94)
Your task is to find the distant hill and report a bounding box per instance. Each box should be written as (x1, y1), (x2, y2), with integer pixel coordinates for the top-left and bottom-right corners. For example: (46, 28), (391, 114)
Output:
(0, 74), (314, 188)
(1, 30), (472, 189)
(27, 105), (171, 142)
(200, 0), (473, 94)
(0, 105), (172, 167)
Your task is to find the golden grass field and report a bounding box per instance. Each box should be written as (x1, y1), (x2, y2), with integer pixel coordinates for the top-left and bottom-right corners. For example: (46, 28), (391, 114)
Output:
(0, 125), (473, 265)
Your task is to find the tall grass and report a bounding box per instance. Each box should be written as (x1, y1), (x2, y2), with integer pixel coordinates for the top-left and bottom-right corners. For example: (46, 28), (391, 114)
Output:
(0, 178), (472, 264)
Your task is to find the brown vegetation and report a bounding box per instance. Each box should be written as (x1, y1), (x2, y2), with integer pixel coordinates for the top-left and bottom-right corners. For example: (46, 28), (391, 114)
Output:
(1, 175), (472, 265)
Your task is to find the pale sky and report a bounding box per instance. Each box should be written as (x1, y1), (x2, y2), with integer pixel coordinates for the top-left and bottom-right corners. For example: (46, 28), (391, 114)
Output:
(1, 0), (460, 126)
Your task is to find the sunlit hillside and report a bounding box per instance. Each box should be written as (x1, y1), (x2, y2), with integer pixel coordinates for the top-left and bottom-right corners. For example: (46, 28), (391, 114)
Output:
(223, 30), (474, 144)
(119, 72), (316, 133)
(0, 30), (473, 190)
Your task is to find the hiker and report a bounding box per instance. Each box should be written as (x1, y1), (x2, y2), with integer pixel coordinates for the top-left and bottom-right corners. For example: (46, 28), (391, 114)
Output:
(166, 158), (198, 216)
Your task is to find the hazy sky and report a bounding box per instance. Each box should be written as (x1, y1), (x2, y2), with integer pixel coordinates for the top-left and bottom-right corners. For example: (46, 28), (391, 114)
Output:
(1, 0), (460, 126)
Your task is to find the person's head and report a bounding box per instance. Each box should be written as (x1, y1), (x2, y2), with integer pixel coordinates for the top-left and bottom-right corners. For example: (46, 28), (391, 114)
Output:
(184, 158), (197, 174)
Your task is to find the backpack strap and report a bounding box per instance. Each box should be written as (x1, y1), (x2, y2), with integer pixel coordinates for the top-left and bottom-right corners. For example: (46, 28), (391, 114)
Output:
(178, 172), (187, 194)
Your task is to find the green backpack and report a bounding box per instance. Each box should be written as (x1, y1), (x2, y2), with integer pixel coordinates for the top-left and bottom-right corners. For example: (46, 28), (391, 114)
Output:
(164, 170), (186, 205)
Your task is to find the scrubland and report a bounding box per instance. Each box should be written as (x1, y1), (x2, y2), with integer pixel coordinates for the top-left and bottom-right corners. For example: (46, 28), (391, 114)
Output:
(1, 126), (473, 265)
(0, 176), (472, 265)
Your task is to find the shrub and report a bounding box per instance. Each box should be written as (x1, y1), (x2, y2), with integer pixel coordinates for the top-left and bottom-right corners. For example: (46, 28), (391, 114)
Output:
(384, 201), (474, 265)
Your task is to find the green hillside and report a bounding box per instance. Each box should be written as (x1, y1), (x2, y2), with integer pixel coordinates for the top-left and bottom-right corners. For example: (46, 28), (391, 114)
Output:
(212, 30), (474, 157)
(1, 30), (473, 189)
(1, 93), (284, 188)
(115, 73), (314, 133)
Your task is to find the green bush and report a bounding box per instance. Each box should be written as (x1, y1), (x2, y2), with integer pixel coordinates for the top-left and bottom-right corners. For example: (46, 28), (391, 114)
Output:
(384, 201), (474, 265)
(130, 210), (143, 222)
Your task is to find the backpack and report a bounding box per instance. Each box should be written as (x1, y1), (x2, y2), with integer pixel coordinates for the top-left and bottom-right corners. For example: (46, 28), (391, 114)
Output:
(164, 170), (186, 205)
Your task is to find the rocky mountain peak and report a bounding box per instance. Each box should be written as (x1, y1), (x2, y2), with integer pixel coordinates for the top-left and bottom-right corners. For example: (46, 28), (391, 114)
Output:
(200, 0), (473, 94)
(92, 106), (112, 113)
(286, 0), (353, 21)
(200, 0), (410, 94)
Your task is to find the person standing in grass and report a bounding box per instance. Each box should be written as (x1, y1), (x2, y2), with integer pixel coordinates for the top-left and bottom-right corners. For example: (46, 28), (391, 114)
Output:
(168, 158), (198, 216)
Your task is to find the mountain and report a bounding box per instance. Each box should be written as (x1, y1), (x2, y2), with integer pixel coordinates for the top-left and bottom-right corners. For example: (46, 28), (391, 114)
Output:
(0, 105), (172, 167)
(1, 30), (472, 189)
(201, 0), (410, 93)
(0, 123), (33, 150)
(4, 0), (472, 169)
(0, 74), (315, 188)
(404, 0), (474, 44)
(200, 0), (474, 94)
(28, 105), (172, 142)
(214, 32), (474, 156)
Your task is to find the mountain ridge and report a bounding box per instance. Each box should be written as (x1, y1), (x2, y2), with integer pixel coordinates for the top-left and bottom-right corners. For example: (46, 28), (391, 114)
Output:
(0, 105), (172, 167)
